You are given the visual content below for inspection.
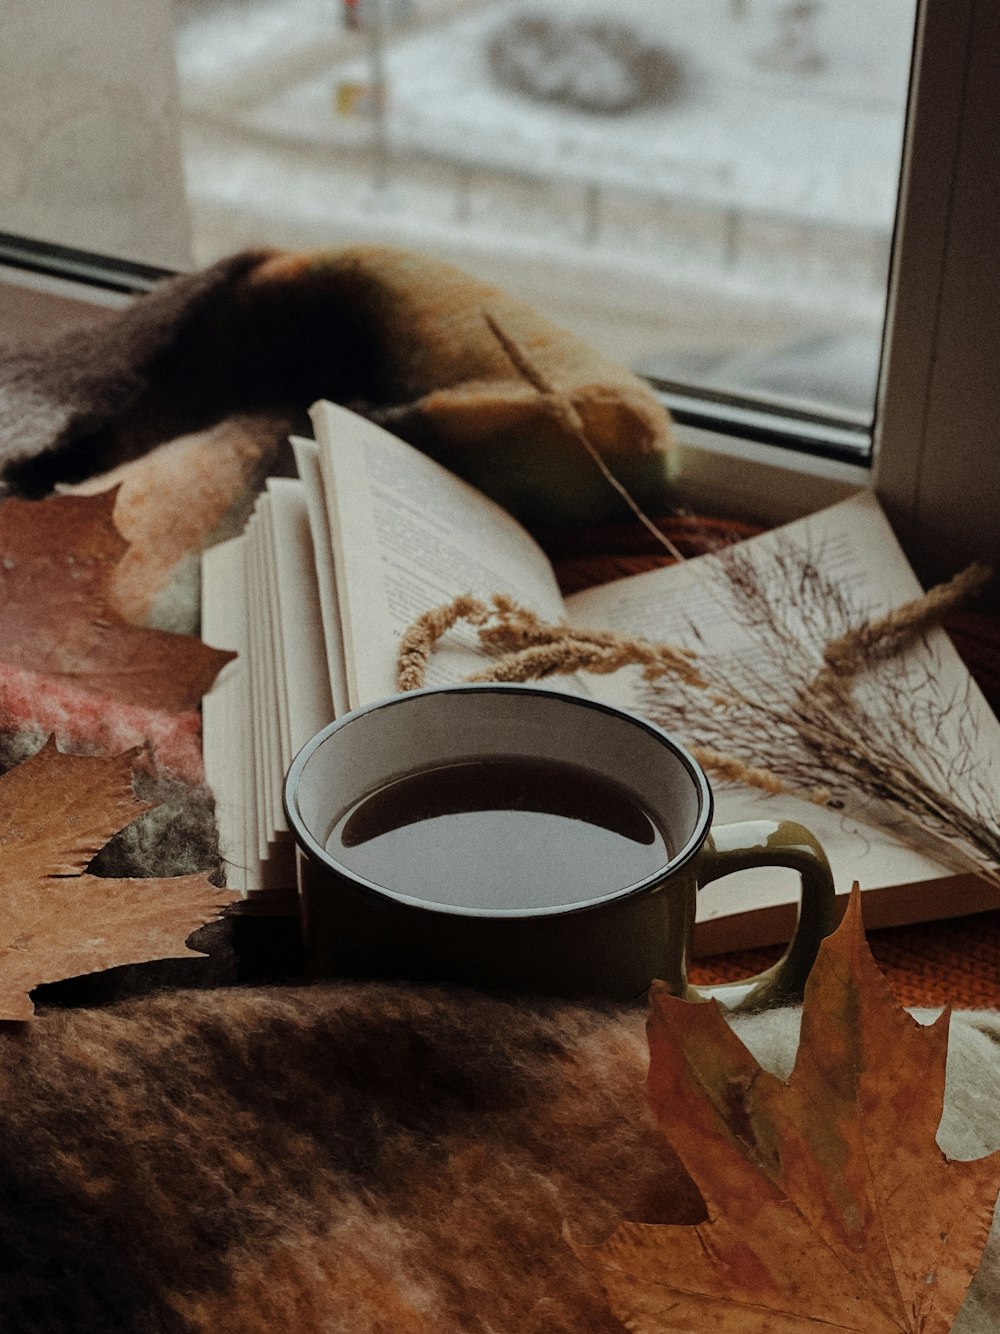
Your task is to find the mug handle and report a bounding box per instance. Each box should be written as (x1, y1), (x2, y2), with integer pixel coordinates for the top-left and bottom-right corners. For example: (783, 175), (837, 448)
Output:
(690, 819), (837, 1012)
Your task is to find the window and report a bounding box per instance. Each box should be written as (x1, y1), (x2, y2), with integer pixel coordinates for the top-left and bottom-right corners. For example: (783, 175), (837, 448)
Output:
(1, 0), (996, 592)
(173, 0), (915, 444)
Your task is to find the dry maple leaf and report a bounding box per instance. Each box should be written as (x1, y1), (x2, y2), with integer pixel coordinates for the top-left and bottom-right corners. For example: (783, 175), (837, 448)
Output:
(0, 739), (238, 1021)
(578, 888), (1000, 1333)
(0, 489), (234, 711)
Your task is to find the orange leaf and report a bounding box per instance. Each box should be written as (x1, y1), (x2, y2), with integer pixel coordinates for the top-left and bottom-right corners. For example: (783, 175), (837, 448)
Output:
(0, 740), (238, 1020)
(0, 490), (234, 711)
(578, 887), (1000, 1332)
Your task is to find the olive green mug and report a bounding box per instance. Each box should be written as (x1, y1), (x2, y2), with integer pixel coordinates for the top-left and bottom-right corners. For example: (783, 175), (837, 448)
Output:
(284, 683), (835, 1010)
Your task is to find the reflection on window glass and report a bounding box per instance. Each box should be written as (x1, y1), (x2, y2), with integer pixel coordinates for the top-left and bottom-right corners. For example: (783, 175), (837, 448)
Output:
(172, 0), (916, 425)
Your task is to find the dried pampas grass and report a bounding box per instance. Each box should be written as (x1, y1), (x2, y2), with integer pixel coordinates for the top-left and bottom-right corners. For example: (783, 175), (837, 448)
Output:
(396, 554), (999, 890)
(399, 315), (998, 890)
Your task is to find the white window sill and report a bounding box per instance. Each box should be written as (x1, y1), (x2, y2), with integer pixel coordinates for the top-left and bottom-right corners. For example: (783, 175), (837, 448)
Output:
(671, 419), (870, 529)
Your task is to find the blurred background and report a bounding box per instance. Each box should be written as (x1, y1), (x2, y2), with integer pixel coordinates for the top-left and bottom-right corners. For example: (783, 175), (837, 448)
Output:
(2, 0), (919, 431)
(173, 0), (917, 424)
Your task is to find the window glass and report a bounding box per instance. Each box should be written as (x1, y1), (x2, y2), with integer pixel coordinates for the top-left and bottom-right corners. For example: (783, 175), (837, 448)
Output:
(2, 1), (918, 439)
(173, 0), (917, 433)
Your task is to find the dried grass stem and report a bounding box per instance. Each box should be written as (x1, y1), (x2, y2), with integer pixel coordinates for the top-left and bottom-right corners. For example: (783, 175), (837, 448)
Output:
(396, 552), (998, 889)
(483, 311), (686, 563)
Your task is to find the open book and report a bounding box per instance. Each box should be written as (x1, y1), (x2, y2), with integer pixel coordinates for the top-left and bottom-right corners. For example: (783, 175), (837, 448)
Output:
(201, 400), (999, 950)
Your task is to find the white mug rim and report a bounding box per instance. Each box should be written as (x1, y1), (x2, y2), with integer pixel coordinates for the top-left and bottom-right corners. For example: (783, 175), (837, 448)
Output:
(283, 682), (714, 920)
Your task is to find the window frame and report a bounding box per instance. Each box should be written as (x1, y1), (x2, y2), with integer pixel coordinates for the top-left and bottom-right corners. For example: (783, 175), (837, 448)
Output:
(661, 0), (997, 597)
(872, 0), (998, 594)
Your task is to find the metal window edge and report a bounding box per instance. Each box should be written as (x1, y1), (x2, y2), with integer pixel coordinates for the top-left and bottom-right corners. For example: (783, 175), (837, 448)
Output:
(0, 231), (169, 296)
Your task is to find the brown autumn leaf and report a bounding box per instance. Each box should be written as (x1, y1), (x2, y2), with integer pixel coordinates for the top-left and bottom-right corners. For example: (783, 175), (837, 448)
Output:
(578, 887), (1000, 1333)
(0, 739), (238, 1020)
(0, 489), (234, 710)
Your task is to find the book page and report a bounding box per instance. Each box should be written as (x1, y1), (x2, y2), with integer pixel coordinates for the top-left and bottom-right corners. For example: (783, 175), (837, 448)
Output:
(310, 400), (568, 707)
(200, 535), (249, 894)
(266, 476), (336, 756)
(259, 496), (292, 825)
(566, 490), (1000, 945)
(291, 437), (351, 718)
(245, 511), (278, 858)
(246, 505), (299, 887)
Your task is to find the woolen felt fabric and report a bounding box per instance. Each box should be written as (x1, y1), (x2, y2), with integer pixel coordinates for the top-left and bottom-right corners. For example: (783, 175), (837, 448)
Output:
(62, 415), (285, 635)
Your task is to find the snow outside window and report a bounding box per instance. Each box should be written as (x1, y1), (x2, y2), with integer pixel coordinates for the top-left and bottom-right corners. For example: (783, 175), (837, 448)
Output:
(171, 0), (918, 438)
(2, 0), (994, 594)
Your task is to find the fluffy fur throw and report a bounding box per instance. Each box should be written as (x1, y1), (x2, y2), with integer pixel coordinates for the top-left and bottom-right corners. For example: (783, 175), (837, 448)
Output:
(0, 984), (997, 1333)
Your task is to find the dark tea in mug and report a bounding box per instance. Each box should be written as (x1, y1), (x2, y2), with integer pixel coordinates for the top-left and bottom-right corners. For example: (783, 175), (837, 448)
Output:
(325, 756), (672, 911)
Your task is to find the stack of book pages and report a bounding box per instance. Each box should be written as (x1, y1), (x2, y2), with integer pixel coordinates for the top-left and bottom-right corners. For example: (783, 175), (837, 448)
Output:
(201, 401), (1000, 949)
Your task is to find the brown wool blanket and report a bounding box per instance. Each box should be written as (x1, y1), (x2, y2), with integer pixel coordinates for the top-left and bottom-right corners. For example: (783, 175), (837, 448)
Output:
(1, 248), (998, 1332)
(1, 984), (998, 1333)
(0, 245), (673, 531)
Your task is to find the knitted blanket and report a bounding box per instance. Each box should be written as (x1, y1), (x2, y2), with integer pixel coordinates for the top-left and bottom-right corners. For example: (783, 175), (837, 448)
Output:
(1, 248), (997, 1332)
